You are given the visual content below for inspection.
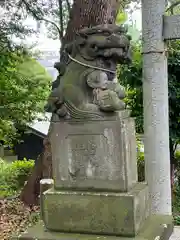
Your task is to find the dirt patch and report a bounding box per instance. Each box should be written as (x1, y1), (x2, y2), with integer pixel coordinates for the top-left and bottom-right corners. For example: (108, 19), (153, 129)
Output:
(0, 198), (40, 240)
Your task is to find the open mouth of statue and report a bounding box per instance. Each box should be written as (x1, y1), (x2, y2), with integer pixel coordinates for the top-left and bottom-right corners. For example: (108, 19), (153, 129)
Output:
(103, 48), (131, 63)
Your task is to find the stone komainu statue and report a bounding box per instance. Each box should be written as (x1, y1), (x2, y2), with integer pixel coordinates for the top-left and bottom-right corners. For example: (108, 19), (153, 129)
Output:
(45, 24), (131, 120)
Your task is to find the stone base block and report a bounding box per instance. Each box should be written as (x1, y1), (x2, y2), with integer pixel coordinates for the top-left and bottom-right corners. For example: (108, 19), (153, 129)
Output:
(13, 215), (173, 240)
(42, 183), (149, 237)
(50, 113), (137, 192)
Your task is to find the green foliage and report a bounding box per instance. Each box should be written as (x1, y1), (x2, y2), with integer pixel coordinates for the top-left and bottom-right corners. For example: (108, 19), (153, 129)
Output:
(118, 40), (180, 157)
(175, 150), (180, 172)
(175, 150), (180, 160)
(174, 150), (180, 189)
(117, 43), (143, 133)
(0, 48), (51, 144)
(172, 183), (180, 224)
(136, 139), (145, 182)
(136, 144), (180, 221)
(118, 41), (180, 219)
(0, 0), (35, 52)
(168, 41), (180, 149)
(0, 159), (35, 198)
(174, 215), (180, 225)
(15, 0), (71, 40)
(116, 10), (128, 25)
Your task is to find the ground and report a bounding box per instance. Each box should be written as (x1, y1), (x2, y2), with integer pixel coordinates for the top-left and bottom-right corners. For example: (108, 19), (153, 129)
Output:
(170, 227), (180, 240)
(0, 198), (40, 240)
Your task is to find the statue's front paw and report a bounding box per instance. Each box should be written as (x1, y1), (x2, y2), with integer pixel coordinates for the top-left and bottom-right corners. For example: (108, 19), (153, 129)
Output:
(106, 82), (126, 99)
(56, 104), (68, 117)
(95, 89), (126, 112)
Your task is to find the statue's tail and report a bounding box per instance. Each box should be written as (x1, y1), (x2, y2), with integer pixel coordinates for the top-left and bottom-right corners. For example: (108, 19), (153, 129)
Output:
(64, 100), (104, 120)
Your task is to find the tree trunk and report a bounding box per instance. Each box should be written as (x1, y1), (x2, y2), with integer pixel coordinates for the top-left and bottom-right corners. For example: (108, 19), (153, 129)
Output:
(20, 138), (52, 206)
(63, 0), (120, 44)
(20, 0), (121, 206)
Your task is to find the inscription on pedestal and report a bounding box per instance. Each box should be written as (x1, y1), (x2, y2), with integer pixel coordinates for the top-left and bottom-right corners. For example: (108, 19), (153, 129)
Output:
(68, 135), (98, 179)
(67, 133), (120, 181)
(50, 118), (137, 191)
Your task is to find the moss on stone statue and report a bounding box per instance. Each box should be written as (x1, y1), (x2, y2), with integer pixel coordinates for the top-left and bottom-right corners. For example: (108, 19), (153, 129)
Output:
(13, 215), (173, 240)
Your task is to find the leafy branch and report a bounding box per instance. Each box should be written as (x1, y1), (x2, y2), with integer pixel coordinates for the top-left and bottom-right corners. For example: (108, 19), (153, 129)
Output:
(21, 0), (63, 40)
(65, 0), (71, 14)
(58, 0), (64, 39)
(166, 0), (180, 14)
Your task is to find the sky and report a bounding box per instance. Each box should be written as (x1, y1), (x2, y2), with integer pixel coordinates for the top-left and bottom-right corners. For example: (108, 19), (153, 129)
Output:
(16, 5), (142, 81)
(130, 6), (142, 30)
(0, 3), (142, 79)
(0, 1), (142, 52)
(19, 4), (142, 53)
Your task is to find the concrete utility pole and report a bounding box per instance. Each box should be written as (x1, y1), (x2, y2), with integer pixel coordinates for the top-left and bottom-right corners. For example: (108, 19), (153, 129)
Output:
(141, 0), (172, 215)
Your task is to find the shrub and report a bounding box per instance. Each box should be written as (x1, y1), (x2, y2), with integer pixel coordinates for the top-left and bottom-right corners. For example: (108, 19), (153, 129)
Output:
(136, 139), (145, 182)
(174, 215), (180, 225)
(172, 183), (180, 224)
(137, 152), (145, 182)
(175, 150), (180, 160)
(175, 150), (180, 172)
(0, 159), (35, 198)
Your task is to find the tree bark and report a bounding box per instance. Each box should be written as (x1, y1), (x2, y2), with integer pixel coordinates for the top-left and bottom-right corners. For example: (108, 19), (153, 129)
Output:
(20, 0), (121, 206)
(62, 0), (120, 45)
(20, 138), (52, 206)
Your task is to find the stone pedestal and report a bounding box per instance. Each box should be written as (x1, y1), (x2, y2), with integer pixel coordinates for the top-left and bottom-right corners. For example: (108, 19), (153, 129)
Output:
(42, 183), (149, 236)
(50, 111), (137, 192)
(14, 111), (173, 240)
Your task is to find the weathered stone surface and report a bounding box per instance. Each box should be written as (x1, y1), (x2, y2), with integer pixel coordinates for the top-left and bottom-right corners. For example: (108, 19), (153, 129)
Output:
(142, 0), (172, 215)
(13, 215), (173, 240)
(40, 179), (54, 220)
(41, 183), (149, 236)
(163, 15), (180, 40)
(45, 24), (131, 120)
(50, 112), (137, 192)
